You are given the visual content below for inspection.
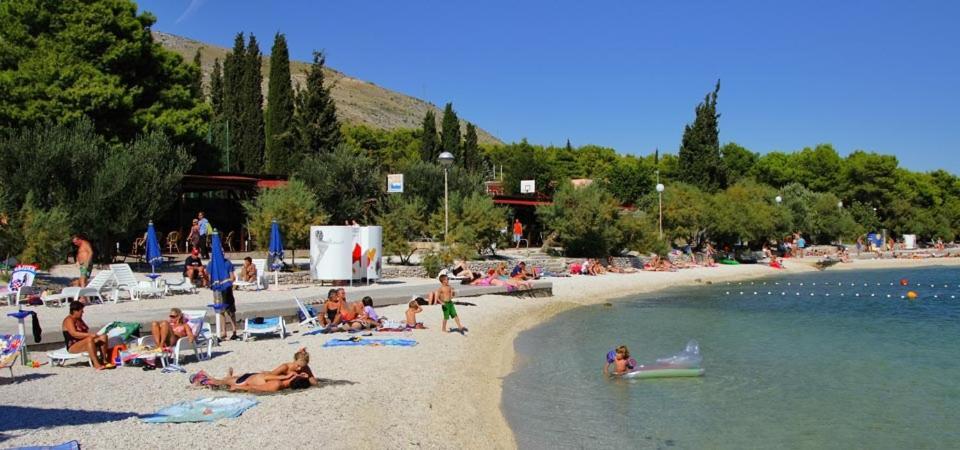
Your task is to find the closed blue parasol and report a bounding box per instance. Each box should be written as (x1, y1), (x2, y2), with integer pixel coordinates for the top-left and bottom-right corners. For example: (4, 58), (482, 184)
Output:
(207, 230), (233, 292)
(268, 220), (284, 271)
(145, 221), (163, 274)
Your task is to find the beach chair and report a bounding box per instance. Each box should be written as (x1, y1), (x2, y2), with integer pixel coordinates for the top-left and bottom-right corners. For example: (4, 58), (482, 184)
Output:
(1, 334), (24, 379)
(108, 264), (166, 301)
(241, 316), (286, 341)
(164, 276), (198, 295)
(2, 264), (38, 306)
(47, 347), (92, 367)
(137, 309), (214, 365)
(43, 270), (114, 307)
(166, 231), (181, 253)
(295, 297), (320, 329)
(234, 258), (266, 291)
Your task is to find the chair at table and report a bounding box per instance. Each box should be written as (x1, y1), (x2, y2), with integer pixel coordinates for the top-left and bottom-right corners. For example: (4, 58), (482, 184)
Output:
(166, 231), (181, 253)
(224, 230), (236, 252)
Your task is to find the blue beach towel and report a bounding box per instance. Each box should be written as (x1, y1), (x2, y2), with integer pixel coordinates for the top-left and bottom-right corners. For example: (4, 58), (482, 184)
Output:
(8, 441), (80, 450)
(323, 338), (417, 348)
(142, 396), (258, 423)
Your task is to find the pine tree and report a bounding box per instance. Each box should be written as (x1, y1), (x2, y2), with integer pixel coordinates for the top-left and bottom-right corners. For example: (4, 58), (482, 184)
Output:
(462, 122), (480, 171)
(191, 48), (204, 98)
(440, 102), (460, 158)
(419, 110), (438, 162)
(209, 58), (224, 116)
(295, 51), (341, 155)
(265, 33), (296, 175)
(236, 34), (264, 173)
(678, 80), (725, 192)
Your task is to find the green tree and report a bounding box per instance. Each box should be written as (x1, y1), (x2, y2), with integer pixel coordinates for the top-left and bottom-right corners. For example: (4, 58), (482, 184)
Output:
(191, 48), (204, 98)
(15, 194), (72, 269)
(538, 184), (624, 257)
(296, 51), (342, 155)
(751, 151), (800, 187)
(642, 182), (710, 245)
(0, 0), (210, 146)
(840, 150), (899, 219)
(377, 195), (427, 264)
(721, 142), (758, 184)
(265, 33), (297, 175)
(221, 33), (247, 171)
(342, 124), (421, 173)
(419, 110), (439, 162)
(242, 179), (326, 265)
(462, 122), (481, 171)
(295, 144), (382, 224)
(440, 103), (461, 159)
(236, 33), (264, 173)
(430, 193), (508, 254)
(677, 81), (725, 191)
(600, 155), (654, 205)
(708, 181), (784, 245)
(209, 58), (224, 116)
(501, 140), (558, 196)
(795, 144), (843, 193)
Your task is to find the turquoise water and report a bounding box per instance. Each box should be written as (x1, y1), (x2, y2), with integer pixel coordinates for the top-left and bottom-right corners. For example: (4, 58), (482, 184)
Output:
(503, 267), (960, 449)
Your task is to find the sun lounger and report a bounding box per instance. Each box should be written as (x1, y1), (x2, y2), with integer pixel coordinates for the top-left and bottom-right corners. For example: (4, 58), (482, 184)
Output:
(234, 258), (266, 291)
(241, 316), (286, 341)
(2, 264), (38, 306)
(109, 264), (166, 301)
(43, 270), (114, 307)
(1, 334), (24, 379)
(164, 276), (198, 295)
(47, 347), (92, 367)
(137, 309), (214, 365)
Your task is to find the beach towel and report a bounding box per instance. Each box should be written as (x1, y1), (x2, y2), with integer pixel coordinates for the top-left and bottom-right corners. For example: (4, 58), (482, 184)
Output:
(1, 334), (24, 368)
(98, 321), (141, 341)
(8, 440), (80, 450)
(246, 317), (281, 330)
(142, 396), (258, 423)
(323, 337), (417, 347)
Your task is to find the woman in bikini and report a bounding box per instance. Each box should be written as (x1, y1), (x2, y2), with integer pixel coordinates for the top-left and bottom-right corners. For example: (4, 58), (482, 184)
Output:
(62, 301), (114, 370)
(192, 348), (318, 391)
(150, 308), (195, 349)
(319, 289), (342, 328)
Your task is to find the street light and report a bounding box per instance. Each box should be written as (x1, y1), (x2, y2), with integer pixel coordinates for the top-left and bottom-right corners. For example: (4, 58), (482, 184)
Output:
(656, 183), (665, 240)
(775, 195), (782, 205)
(837, 201), (843, 210)
(438, 151), (455, 242)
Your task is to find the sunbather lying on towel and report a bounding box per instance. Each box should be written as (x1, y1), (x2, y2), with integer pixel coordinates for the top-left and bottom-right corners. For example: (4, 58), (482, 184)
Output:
(205, 371), (311, 393)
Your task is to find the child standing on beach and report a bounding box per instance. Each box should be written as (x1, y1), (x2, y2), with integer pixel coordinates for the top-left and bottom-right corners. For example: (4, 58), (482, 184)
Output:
(436, 274), (467, 334)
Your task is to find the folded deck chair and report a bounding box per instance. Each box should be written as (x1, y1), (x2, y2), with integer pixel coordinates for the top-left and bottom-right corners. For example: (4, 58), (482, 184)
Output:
(234, 259), (266, 291)
(241, 316), (286, 341)
(164, 276), (198, 295)
(109, 264), (165, 301)
(43, 270), (114, 307)
(1, 334), (24, 379)
(2, 264), (38, 306)
(295, 296), (320, 329)
(47, 347), (92, 367)
(137, 309), (214, 365)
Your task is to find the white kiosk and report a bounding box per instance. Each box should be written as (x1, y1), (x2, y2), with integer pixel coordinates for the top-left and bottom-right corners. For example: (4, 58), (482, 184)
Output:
(309, 225), (383, 284)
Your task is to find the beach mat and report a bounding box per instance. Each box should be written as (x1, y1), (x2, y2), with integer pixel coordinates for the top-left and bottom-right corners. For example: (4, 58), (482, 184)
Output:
(142, 396), (258, 423)
(323, 338), (417, 348)
(9, 441), (80, 450)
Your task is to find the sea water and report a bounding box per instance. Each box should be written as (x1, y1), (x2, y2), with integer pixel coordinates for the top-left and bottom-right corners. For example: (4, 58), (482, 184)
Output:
(503, 267), (960, 449)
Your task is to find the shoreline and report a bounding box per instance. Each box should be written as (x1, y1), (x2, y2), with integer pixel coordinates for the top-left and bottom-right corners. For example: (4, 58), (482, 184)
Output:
(457, 257), (960, 449)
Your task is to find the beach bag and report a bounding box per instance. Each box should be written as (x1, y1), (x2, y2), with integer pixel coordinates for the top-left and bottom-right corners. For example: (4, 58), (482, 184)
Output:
(569, 263), (581, 274)
(205, 222), (213, 234)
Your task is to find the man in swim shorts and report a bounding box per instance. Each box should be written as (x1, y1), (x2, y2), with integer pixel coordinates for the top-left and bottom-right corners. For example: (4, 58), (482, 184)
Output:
(72, 234), (93, 287)
(436, 275), (466, 334)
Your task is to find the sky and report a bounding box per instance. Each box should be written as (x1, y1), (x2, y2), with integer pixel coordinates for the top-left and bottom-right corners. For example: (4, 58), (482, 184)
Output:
(139, 0), (960, 172)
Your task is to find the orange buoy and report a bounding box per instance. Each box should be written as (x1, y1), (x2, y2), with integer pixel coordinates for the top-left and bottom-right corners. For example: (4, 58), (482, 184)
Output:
(906, 291), (918, 300)
(899, 278), (909, 286)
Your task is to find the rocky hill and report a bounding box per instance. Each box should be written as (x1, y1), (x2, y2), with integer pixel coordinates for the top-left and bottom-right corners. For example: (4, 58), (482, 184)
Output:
(154, 31), (501, 145)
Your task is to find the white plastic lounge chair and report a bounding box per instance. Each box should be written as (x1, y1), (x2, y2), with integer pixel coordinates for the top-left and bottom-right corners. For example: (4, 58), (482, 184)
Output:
(164, 276), (198, 295)
(3, 264), (38, 306)
(234, 258), (266, 291)
(43, 270), (114, 307)
(1, 334), (24, 379)
(108, 264), (166, 301)
(241, 316), (286, 341)
(47, 347), (92, 367)
(137, 309), (214, 365)
(295, 297), (320, 329)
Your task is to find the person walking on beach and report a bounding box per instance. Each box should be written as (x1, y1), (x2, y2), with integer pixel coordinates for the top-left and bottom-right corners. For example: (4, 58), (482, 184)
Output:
(197, 211), (210, 259)
(513, 219), (523, 248)
(436, 274), (466, 334)
(72, 234), (93, 287)
(214, 257), (239, 341)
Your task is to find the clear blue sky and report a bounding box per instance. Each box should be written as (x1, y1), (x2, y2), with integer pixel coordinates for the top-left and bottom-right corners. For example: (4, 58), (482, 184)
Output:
(140, 0), (959, 172)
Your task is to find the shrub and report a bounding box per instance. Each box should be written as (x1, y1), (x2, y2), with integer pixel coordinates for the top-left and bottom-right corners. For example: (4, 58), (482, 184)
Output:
(377, 195), (427, 264)
(420, 252), (443, 278)
(537, 184), (623, 257)
(17, 196), (72, 269)
(242, 179), (327, 265)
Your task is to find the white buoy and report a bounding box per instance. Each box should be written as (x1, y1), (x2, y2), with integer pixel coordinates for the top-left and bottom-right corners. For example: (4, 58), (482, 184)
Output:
(855, 293), (860, 297)
(886, 294), (891, 298)
(810, 293), (815, 296)
(739, 292), (744, 295)
(781, 292), (785, 295)
(753, 292), (757, 295)
(934, 295), (939, 298)
(825, 293), (830, 297)
(812, 282), (817, 286)
(725, 291), (730, 295)
(767, 291), (771, 295)
(870, 294), (875, 297)
(796, 292), (800, 296)
(840, 293), (844, 296)
(800, 283), (804, 286)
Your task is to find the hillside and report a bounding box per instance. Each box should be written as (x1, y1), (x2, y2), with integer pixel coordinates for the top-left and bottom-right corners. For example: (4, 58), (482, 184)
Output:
(154, 31), (501, 145)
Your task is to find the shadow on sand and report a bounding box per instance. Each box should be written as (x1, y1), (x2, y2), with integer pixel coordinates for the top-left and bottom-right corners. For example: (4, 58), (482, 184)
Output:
(0, 373), (56, 385)
(0, 405), (141, 442)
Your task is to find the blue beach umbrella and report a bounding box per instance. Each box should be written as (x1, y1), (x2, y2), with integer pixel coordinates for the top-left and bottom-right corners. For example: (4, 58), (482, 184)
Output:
(268, 220), (284, 270)
(145, 221), (163, 274)
(207, 230), (233, 292)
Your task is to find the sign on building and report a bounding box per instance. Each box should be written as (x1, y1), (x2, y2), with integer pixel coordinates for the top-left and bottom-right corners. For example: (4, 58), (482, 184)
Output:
(387, 174), (404, 193)
(520, 179), (536, 194)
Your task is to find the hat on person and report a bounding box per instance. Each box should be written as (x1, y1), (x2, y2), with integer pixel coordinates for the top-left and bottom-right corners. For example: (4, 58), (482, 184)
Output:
(191, 248), (200, 256)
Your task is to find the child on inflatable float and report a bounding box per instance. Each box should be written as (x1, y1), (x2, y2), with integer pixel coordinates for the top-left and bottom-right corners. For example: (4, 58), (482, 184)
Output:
(603, 345), (637, 376)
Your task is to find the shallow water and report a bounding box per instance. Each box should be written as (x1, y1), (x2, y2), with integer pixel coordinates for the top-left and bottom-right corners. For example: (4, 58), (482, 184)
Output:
(503, 267), (960, 449)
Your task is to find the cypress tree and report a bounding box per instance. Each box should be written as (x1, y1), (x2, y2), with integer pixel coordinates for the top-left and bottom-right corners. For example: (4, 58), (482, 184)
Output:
(419, 110), (438, 162)
(678, 80), (725, 192)
(462, 122), (479, 171)
(265, 33), (296, 175)
(209, 58), (224, 117)
(296, 51), (341, 155)
(440, 102), (460, 158)
(237, 34), (264, 173)
(191, 48), (204, 98)
(221, 33), (245, 171)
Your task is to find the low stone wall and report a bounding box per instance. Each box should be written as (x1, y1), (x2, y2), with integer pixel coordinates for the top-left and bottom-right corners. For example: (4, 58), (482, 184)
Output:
(381, 255), (645, 279)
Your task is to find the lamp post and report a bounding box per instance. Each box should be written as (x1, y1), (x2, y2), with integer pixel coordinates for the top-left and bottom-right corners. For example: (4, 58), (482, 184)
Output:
(656, 183), (665, 240)
(775, 195), (782, 206)
(438, 151), (455, 242)
(837, 200), (843, 211)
